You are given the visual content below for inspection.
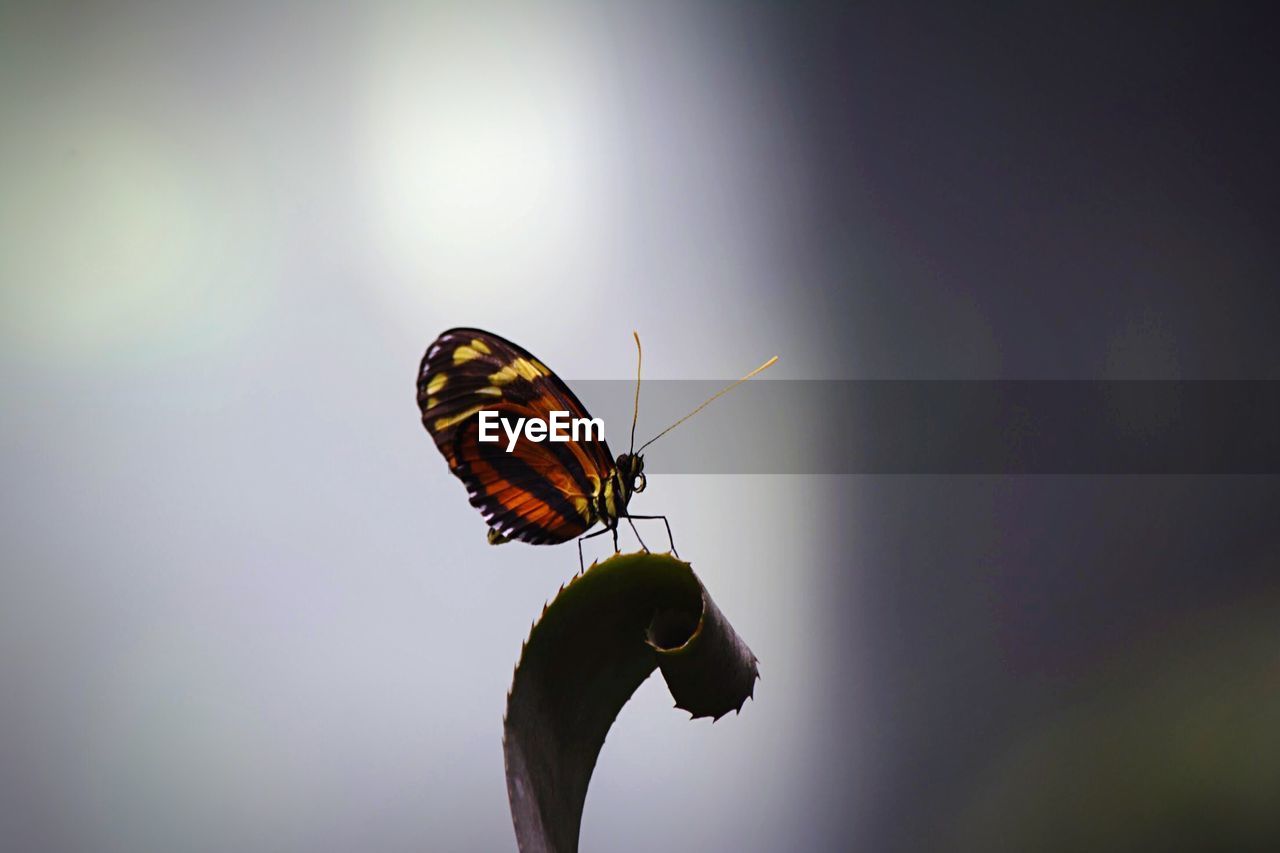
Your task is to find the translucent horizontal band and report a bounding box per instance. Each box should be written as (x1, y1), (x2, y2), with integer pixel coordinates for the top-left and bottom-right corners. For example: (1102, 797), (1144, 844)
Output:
(566, 380), (1280, 474)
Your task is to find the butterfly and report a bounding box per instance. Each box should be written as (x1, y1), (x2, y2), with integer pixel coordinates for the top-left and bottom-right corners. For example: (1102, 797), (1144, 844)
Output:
(417, 327), (776, 568)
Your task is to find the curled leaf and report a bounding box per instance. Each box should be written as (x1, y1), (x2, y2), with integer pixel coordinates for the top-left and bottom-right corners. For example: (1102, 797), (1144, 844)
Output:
(503, 552), (759, 853)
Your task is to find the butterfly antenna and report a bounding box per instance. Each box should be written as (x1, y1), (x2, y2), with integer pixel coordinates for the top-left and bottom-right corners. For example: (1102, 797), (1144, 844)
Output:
(637, 355), (779, 453)
(629, 331), (642, 454)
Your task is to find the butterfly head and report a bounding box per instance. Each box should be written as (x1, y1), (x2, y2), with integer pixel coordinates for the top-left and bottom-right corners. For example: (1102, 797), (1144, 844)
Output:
(616, 452), (646, 494)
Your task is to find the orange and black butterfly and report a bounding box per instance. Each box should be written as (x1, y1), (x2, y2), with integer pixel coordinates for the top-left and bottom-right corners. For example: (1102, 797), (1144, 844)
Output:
(417, 327), (775, 568)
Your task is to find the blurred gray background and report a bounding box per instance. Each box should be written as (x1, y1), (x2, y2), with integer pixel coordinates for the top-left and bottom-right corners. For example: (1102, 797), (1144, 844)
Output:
(2, 3), (1277, 852)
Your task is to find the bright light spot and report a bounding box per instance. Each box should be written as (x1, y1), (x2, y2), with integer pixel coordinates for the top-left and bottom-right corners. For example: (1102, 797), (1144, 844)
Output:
(363, 7), (613, 322)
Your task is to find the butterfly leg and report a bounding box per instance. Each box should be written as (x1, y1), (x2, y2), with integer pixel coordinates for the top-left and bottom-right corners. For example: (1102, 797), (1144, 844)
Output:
(577, 525), (612, 572)
(624, 515), (650, 553)
(625, 514), (677, 557)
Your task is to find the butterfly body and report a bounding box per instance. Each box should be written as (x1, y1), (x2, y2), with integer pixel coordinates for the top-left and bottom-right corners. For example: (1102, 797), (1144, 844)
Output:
(417, 328), (648, 550)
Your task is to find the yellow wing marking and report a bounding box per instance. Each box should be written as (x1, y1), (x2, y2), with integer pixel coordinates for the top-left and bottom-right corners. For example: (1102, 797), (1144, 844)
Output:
(434, 404), (484, 431)
(488, 357), (547, 385)
(426, 373), (448, 395)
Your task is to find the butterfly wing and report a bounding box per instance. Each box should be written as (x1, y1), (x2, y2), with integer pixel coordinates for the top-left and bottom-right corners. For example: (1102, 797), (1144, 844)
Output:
(417, 328), (615, 544)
